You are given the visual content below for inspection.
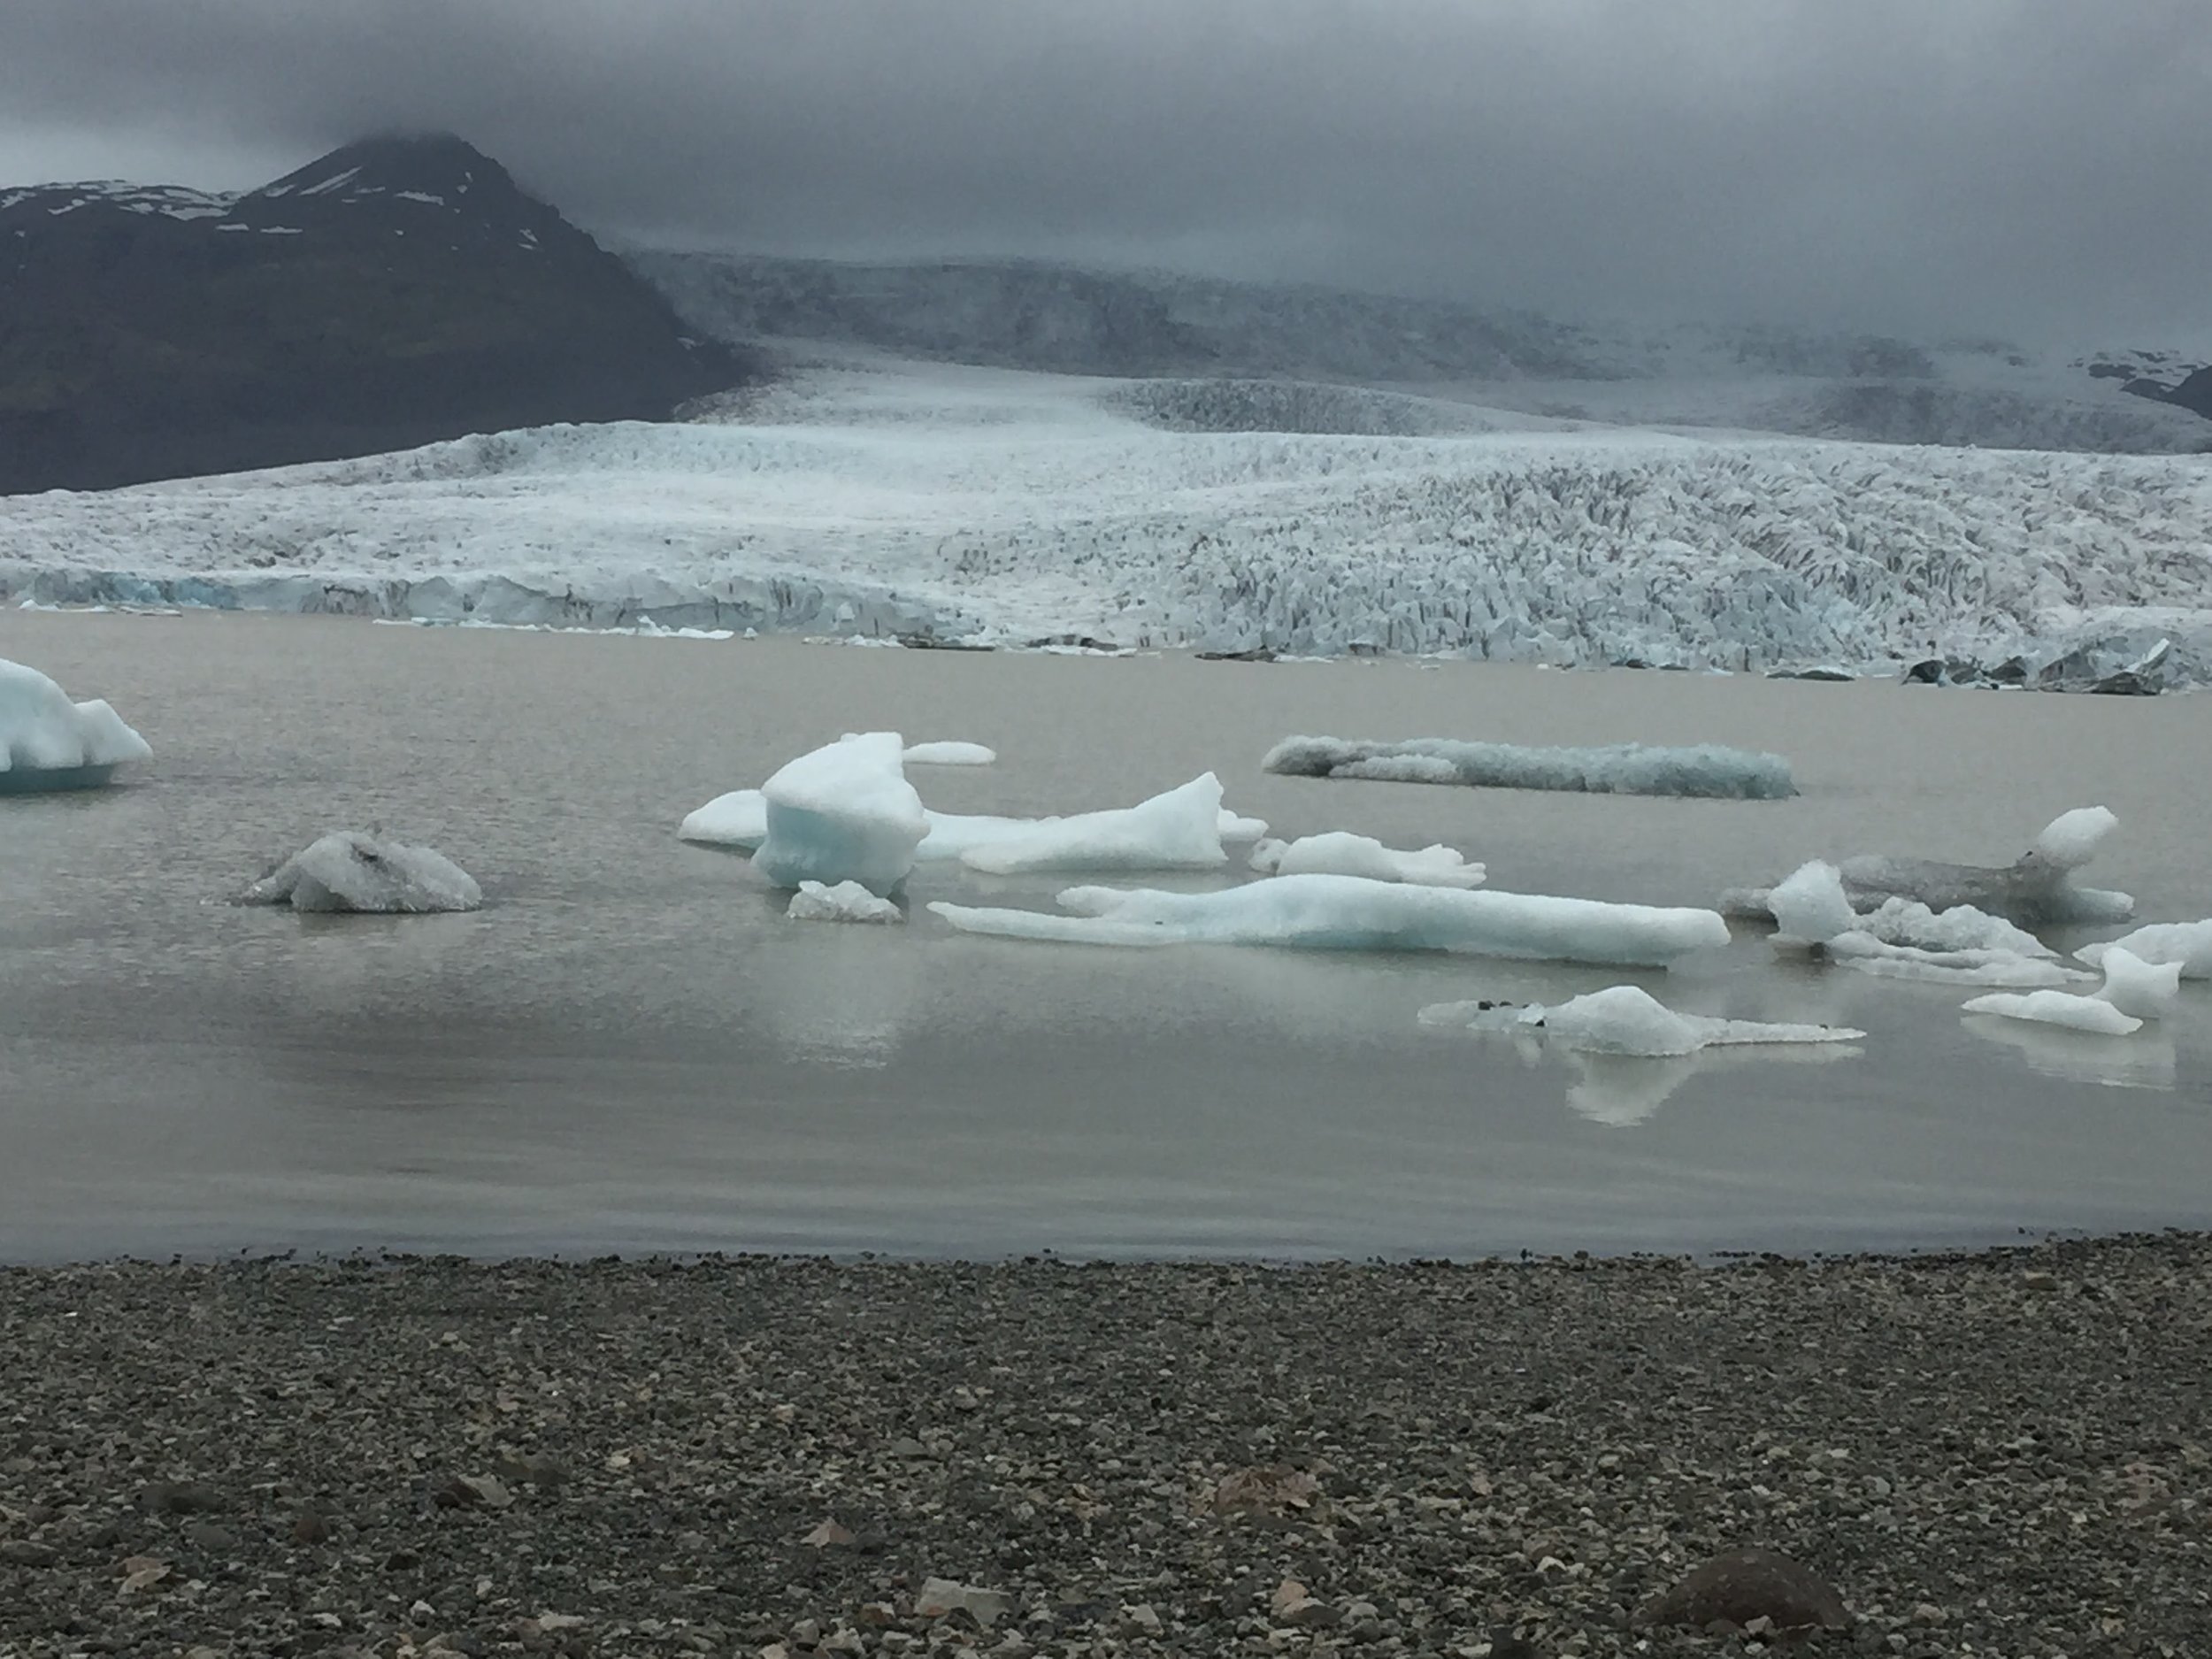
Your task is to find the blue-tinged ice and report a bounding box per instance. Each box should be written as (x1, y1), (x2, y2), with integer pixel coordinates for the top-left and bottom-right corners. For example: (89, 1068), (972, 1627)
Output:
(680, 788), (768, 850)
(1262, 733), (1795, 800)
(930, 873), (1729, 967)
(752, 732), (927, 897)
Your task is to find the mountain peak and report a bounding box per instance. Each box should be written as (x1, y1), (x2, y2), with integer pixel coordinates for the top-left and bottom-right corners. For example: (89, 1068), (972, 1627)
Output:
(243, 131), (523, 211)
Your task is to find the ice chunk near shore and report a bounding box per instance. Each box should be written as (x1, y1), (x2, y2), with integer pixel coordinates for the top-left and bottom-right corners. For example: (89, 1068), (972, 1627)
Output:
(902, 740), (997, 765)
(753, 732), (927, 896)
(1419, 985), (1863, 1056)
(1263, 734), (1796, 800)
(2077, 919), (2212, 979)
(679, 788), (769, 850)
(931, 874), (1729, 967)
(787, 879), (905, 923)
(1961, 989), (2143, 1036)
(241, 832), (482, 913)
(0, 657), (152, 791)
(1249, 832), (1486, 888)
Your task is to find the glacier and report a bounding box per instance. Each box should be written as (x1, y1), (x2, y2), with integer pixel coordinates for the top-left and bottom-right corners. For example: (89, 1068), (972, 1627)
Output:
(2, 357), (2209, 677)
(751, 732), (928, 897)
(241, 832), (482, 913)
(929, 874), (1729, 967)
(1263, 734), (1797, 799)
(0, 656), (153, 791)
(1248, 832), (1486, 887)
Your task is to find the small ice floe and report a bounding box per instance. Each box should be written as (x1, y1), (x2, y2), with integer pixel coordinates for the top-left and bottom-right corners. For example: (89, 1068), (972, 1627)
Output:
(752, 732), (927, 896)
(931, 874), (1729, 968)
(1262, 733), (1795, 800)
(787, 879), (904, 923)
(1762, 859), (2083, 987)
(900, 740), (997, 766)
(241, 833), (482, 913)
(680, 788), (768, 850)
(2077, 919), (2212, 980)
(1419, 984), (1863, 1057)
(919, 774), (1238, 875)
(1734, 806), (2133, 926)
(0, 657), (152, 793)
(1248, 832), (1486, 888)
(1959, 945), (2179, 1035)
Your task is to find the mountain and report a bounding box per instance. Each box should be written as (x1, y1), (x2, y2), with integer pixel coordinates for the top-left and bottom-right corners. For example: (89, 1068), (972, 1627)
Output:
(630, 251), (2212, 455)
(0, 134), (747, 495)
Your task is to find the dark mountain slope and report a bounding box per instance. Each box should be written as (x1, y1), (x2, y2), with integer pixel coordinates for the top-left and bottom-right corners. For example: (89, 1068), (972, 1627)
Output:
(0, 135), (746, 494)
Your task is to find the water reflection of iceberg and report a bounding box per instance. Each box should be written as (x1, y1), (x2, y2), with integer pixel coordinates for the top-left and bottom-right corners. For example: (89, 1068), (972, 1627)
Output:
(1962, 1016), (2177, 1092)
(749, 930), (923, 1068)
(1563, 1040), (1863, 1128)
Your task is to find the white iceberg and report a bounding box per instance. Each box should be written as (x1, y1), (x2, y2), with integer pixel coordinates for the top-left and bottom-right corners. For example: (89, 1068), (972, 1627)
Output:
(1961, 988), (2143, 1036)
(0, 656), (152, 791)
(1763, 858), (2078, 986)
(1262, 733), (1796, 800)
(241, 832), (482, 913)
(1419, 984), (1863, 1057)
(1248, 832), (1486, 888)
(1217, 809), (1271, 844)
(942, 773), (1233, 875)
(2077, 919), (2212, 980)
(930, 873), (1730, 967)
(679, 787), (768, 849)
(2093, 946), (2181, 1021)
(787, 879), (905, 924)
(902, 740), (997, 765)
(752, 732), (928, 896)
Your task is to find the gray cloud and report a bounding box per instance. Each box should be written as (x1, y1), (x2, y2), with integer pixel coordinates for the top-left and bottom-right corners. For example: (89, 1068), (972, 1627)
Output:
(3, 0), (2208, 341)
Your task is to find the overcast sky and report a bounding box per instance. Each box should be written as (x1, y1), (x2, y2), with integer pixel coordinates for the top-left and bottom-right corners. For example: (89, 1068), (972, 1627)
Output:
(3, 0), (2206, 342)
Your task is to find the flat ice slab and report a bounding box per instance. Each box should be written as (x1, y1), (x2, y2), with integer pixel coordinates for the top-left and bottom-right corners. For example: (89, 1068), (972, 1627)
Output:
(1421, 984), (1864, 1057)
(1, 656), (151, 789)
(1263, 734), (1796, 800)
(930, 873), (1729, 967)
(2078, 919), (2212, 979)
(926, 774), (1234, 875)
(1962, 988), (2144, 1036)
(241, 833), (482, 914)
(902, 740), (997, 765)
(1249, 832), (1486, 888)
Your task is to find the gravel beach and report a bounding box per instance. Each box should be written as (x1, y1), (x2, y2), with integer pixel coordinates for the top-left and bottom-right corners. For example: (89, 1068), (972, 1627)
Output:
(4, 1239), (2208, 1658)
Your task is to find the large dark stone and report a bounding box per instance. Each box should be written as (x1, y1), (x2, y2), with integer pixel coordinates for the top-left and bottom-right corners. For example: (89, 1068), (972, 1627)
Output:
(1633, 1548), (1852, 1632)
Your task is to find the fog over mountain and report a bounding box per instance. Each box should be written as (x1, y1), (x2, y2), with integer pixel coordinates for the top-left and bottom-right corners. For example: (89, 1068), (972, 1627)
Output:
(3, 1), (2208, 344)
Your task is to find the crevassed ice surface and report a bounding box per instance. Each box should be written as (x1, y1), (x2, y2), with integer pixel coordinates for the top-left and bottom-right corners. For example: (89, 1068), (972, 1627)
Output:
(1, 357), (2208, 673)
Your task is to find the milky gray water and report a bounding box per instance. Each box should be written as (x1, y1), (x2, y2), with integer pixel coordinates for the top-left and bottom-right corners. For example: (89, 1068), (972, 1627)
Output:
(3, 611), (2208, 1262)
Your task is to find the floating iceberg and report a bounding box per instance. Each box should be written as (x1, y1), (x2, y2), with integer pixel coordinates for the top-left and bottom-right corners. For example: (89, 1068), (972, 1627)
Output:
(0, 656), (152, 792)
(1739, 807), (2133, 929)
(1836, 806), (2133, 925)
(902, 740), (997, 766)
(930, 874), (1729, 967)
(1262, 734), (1796, 800)
(240, 832), (482, 913)
(787, 879), (905, 924)
(937, 774), (1233, 875)
(1961, 989), (2142, 1036)
(2077, 919), (2212, 980)
(2093, 947), (2182, 1020)
(1420, 984), (1863, 1057)
(679, 787), (768, 850)
(752, 732), (928, 896)
(1249, 832), (1486, 888)
(1761, 858), (2079, 986)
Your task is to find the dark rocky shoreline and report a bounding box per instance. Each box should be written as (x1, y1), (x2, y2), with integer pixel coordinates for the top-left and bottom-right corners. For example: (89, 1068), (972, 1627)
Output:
(4, 1236), (2209, 1656)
